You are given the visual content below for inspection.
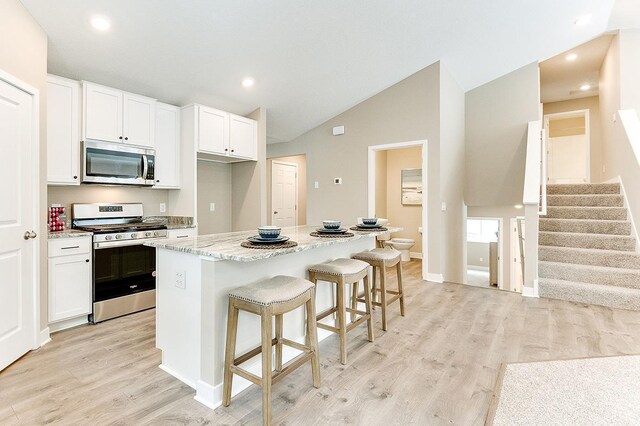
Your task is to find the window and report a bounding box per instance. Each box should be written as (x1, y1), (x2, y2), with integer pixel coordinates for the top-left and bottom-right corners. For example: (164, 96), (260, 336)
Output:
(467, 219), (498, 243)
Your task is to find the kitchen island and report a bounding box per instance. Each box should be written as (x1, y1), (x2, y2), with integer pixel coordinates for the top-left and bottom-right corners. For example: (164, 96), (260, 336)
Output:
(146, 224), (399, 409)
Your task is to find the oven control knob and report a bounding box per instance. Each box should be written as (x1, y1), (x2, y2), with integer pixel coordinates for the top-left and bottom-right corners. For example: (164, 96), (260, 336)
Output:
(105, 235), (113, 241)
(153, 231), (160, 237)
(115, 234), (123, 240)
(131, 233), (137, 239)
(145, 231), (152, 237)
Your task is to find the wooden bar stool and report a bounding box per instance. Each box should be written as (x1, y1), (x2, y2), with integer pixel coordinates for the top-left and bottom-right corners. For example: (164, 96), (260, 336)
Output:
(352, 248), (405, 331)
(222, 275), (321, 426)
(308, 258), (374, 364)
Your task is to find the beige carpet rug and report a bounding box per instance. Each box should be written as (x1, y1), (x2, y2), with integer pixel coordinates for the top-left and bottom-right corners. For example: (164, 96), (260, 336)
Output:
(487, 355), (640, 425)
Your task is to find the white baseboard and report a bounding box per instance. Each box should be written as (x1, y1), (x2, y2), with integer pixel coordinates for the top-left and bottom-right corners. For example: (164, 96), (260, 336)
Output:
(159, 363), (197, 389)
(467, 265), (489, 272)
(426, 273), (444, 283)
(409, 252), (422, 259)
(195, 380), (221, 410)
(38, 327), (51, 348)
(522, 280), (539, 298)
(49, 316), (89, 334)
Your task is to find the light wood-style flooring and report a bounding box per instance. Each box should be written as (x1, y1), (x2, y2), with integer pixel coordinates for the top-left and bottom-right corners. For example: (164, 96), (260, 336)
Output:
(2, 260), (640, 425)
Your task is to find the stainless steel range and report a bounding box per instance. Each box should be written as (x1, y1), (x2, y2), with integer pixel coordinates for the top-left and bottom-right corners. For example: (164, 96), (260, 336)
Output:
(72, 203), (167, 323)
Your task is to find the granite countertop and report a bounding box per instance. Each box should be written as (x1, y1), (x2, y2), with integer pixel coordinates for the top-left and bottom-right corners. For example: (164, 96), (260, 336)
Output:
(166, 223), (197, 230)
(145, 225), (400, 262)
(143, 216), (196, 230)
(48, 229), (93, 239)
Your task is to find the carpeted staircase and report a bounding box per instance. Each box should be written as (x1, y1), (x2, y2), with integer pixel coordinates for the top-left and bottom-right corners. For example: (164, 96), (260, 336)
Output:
(538, 182), (640, 310)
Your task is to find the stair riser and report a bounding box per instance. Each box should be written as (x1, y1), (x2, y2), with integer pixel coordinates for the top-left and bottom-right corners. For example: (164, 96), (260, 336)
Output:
(539, 279), (640, 311)
(547, 195), (624, 207)
(539, 219), (631, 236)
(539, 263), (640, 289)
(539, 232), (636, 251)
(544, 207), (627, 220)
(547, 183), (620, 195)
(539, 247), (640, 269)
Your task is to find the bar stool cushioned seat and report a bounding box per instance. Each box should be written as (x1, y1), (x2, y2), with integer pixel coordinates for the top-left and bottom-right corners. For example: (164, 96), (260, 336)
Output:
(223, 275), (320, 426)
(229, 275), (314, 306)
(308, 258), (374, 364)
(352, 248), (405, 331)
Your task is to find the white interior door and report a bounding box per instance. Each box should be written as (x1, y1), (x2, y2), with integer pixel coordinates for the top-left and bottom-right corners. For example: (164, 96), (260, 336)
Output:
(271, 161), (297, 227)
(510, 218), (524, 293)
(547, 134), (589, 184)
(0, 76), (38, 371)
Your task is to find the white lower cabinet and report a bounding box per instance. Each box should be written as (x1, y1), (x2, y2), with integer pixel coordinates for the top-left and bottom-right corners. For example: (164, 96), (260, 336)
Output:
(48, 237), (92, 330)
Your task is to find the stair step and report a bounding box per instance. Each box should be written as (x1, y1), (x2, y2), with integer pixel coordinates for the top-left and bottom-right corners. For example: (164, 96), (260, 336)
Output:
(539, 246), (640, 269)
(539, 218), (631, 235)
(546, 183), (620, 195)
(539, 231), (636, 251)
(547, 194), (624, 207)
(539, 261), (640, 290)
(543, 206), (627, 220)
(539, 278), (640, 311)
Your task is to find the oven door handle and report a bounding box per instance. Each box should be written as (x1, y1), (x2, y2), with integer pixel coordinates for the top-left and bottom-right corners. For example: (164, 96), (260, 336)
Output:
(94, 237), (162, 249)
(142, 154), (149, 179)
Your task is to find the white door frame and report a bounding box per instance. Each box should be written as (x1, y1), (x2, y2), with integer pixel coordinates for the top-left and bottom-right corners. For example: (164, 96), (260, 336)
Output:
(466, 217), (503, 290)
(367, 140), (428, 281)
(271, 160), (298, 227)
(543, 109), (590, 184)
(0, 68), (42, 353)
(509, 217), (525, 293)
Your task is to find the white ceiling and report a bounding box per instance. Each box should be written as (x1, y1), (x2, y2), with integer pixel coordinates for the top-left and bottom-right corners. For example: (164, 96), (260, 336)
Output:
(21, 0), (615, 142)
(540, 34), (614, 103)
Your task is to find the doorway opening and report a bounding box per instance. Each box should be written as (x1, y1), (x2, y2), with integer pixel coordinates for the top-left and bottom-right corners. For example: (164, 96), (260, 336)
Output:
(544, 110), (590, 184)
(267, 155), (307, 227)
(465, 217), (503, 289)
(368, 140), (427, 280)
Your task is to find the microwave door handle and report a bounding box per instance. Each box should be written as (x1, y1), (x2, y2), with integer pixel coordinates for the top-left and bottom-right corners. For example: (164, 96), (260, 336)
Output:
(142, 155), (149, 179)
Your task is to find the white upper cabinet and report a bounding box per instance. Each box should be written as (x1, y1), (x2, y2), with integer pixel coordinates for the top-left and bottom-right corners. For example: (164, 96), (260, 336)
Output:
(47, 75), (81, 185)
(198, 106), (229, 155)
(82, 81), (156, 147)
(154, 103), (181, 189)
(123, 92), (155, 147)
(229, 114), (257, 159)
(83, 82), (123, 143)
(194, 104), (257, 162)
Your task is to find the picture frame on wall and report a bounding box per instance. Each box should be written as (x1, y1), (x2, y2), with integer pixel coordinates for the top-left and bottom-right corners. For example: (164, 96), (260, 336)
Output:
(401, 168), (422, 205)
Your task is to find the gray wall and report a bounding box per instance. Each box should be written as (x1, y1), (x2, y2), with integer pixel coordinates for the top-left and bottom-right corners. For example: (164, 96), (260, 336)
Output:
(467, 242), (489, 268)
(465, 62), (540, 207)
(0, 0), (49, 332)
(268, 62), (444, 277)
(197, 161), (232, 234)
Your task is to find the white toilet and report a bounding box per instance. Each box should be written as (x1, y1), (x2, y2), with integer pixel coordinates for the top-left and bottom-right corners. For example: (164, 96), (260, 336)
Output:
(384, 238), (415, 261)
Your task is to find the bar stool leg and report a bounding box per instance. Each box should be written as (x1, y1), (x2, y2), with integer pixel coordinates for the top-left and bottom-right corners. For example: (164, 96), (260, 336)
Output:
(336, 279), (348, 364)
(350, 280), (358, 323)
(222, 299), (239, 407)
(260, 308), (273, 426)
(306, 289), (321, 388)
(380, 264), (388, 331)
(363, 273), (374, 342)
(275, 314), (283, 371)
(371, 266), (378, 308)
(396, 262), (405, 316)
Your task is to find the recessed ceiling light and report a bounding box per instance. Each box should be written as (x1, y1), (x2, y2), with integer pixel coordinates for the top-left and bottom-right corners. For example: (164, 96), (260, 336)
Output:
(90, 15), (111, 31)
(566, 53), (578, 61)
(580, 84), (591, 91)
(242, 78), (255, 88)
(574, 14), (592, 26)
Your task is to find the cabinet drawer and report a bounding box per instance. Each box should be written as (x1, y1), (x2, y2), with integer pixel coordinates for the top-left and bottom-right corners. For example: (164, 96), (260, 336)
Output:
(48, 237), (92, 258)
(166, 228), (197, 239)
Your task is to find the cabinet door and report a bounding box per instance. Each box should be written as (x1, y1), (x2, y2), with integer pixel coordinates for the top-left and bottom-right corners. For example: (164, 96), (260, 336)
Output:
(154, 103), (181, 188)
(83, 82), (123, 143)
(47, 75), (80, 185)
(197, 106), (229, 155)
(48, 254), (92, 322)
(229, 114), (257, 160)
(123, 92), (156, 148)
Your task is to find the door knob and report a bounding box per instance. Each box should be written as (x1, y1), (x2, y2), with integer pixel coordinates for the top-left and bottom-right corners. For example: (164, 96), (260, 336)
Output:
(273, 211), (278, 215)
(23, 230), (37, 240)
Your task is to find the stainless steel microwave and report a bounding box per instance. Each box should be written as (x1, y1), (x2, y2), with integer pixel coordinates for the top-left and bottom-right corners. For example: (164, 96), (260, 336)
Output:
(82, 140), (155, 186)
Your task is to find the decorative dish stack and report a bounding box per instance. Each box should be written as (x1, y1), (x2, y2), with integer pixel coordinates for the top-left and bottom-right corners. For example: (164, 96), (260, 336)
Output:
(351, 218), (388, 231)
(246, 226), (290, 244)
(311, 221), (354, 238)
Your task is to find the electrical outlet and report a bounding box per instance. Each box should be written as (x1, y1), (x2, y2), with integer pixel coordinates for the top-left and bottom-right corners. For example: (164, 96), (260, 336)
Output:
(479, 257), (484, 262)
(314, 181), (319, 189)
(160, 203), (166, 213)
(175, 271), (186, 289)
(209, 202), (215, 212)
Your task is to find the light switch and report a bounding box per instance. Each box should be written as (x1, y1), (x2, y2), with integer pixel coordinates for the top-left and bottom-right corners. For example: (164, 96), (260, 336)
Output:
(160, 203), (166, 213)
(209, 202), (215, 212)
(314, 181), (319, 189)
(334, 178), (342, 185)
(441, 202), (447, 211)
